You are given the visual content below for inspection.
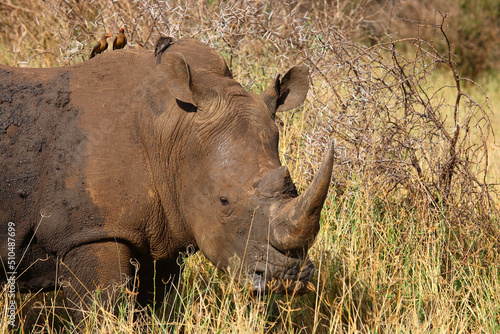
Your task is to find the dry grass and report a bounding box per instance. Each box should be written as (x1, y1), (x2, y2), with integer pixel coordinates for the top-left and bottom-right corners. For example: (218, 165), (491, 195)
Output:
(1, 0), (500, 333)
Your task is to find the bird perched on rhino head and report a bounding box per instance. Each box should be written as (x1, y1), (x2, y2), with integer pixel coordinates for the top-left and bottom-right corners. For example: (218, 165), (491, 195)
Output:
(89, 33), (112, 59)
(154, 36), (175, 64)
(113, 28), (127, 50)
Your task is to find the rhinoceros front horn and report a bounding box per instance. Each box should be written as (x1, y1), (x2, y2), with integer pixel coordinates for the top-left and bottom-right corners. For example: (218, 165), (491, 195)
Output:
(270, 141), (335, 253)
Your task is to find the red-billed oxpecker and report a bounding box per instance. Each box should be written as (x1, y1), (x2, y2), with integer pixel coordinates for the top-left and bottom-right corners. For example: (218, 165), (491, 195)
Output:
(89, 33), (112, 59)
(113, 28), (127, 50)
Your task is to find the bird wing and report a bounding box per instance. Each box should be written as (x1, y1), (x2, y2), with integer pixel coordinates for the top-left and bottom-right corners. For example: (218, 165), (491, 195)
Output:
(90, 42), (101, 59)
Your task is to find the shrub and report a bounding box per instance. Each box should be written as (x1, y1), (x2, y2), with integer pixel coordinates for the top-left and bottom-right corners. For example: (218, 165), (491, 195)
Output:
(368, 0), (500, 77)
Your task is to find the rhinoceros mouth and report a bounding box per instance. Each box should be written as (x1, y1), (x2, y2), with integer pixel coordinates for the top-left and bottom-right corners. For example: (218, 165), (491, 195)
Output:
(248, 257), (315, 295)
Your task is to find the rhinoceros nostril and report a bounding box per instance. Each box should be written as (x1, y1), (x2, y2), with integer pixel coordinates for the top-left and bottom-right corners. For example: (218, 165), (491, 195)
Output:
(254, 270), (265, 277)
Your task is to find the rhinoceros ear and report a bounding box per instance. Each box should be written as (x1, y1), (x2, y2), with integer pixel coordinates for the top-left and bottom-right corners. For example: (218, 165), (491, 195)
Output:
(162, 52), (197, 106)
(262, 66), (309, 114)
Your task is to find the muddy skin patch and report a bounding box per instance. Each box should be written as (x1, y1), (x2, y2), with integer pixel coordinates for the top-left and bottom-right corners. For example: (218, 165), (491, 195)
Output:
(0, 68), (104, 292)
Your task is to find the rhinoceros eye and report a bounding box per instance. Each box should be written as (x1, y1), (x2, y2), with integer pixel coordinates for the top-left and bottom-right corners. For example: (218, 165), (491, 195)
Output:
(220, 197), (230, 206)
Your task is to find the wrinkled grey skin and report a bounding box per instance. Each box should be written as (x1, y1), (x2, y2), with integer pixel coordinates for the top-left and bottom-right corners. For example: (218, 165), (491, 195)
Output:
(0, 39), (334, 314)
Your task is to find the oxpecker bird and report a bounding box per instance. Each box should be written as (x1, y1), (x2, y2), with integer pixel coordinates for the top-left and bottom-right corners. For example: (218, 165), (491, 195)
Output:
(113, 28), (127, 50)
(89, 33), (112, 59)
(154, 36), (175, 64)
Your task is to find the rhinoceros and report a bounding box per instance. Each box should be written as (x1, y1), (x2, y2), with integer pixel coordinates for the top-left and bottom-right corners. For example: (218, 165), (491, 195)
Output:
(0, 39), (333, 311)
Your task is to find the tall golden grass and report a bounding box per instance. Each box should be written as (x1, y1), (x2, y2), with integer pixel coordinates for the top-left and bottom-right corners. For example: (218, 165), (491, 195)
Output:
(1, 0), (499, 333)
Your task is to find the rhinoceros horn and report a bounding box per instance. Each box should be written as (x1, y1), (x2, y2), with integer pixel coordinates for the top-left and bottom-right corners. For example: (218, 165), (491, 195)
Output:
(270, 141), (335, 253)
